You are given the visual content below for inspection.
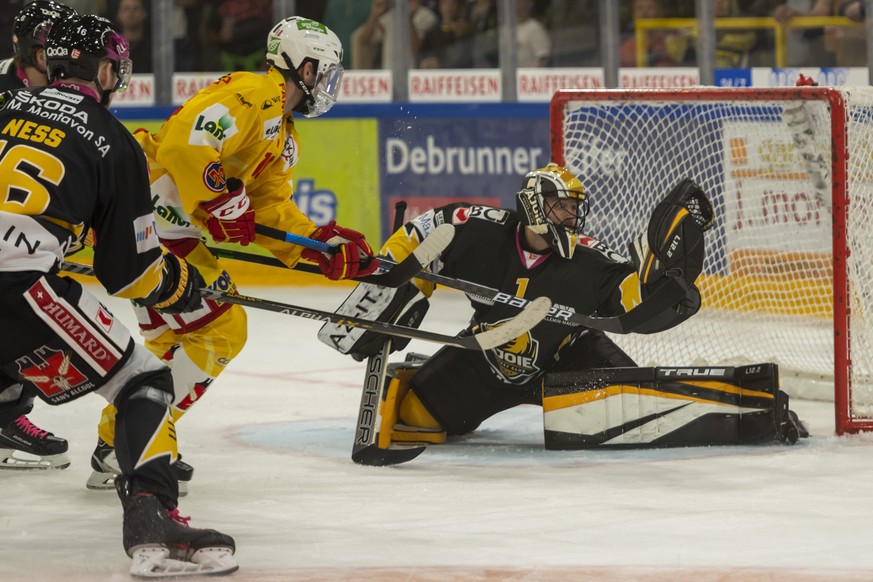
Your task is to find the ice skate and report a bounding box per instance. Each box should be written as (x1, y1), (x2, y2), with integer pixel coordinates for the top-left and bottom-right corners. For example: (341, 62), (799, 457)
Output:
(116, 477), (238, 578)
(87, 438), (192, 495)
(0, 415), (70, 469)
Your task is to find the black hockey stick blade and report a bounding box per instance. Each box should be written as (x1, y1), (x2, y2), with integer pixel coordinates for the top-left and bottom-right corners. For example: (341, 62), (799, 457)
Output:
(352, 443), (426, 467)
(196, 290), (551, 350)
(246, 223), (454, 288)
(351, 340), (426, 467)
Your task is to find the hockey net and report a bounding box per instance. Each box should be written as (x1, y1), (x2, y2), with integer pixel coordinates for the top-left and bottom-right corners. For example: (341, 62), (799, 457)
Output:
(551, 87), (873, 435)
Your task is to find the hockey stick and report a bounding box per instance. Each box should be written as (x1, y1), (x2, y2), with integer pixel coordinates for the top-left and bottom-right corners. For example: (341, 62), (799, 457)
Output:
(251, 222), (453, 288)
(350, 199), (427, 467)
(341, 256), (687, 335)
(58, 261), (552, 350)
(254, 228), (686, 334)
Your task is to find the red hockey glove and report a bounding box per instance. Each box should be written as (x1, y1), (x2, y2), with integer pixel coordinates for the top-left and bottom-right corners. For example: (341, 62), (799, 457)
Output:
(301, 221), (379, 280)
(199, 178), (255, 245)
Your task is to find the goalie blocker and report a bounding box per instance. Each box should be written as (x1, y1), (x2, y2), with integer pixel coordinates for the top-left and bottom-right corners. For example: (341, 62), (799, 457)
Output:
(542, 364), (808, 449)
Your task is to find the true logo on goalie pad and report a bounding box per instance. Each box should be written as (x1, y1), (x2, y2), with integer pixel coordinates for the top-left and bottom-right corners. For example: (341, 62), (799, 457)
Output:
(659, 367), (730, 378)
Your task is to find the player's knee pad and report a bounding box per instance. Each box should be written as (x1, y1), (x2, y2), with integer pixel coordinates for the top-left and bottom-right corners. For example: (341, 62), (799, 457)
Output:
(542, 363), (807, 449)
(378, 361), (445, 448)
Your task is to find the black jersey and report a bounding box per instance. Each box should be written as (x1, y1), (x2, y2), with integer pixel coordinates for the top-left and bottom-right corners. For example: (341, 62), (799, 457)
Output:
(389, 202), (636, 386)
(0, 84), (164, 300)
(0, 58), (25, 92)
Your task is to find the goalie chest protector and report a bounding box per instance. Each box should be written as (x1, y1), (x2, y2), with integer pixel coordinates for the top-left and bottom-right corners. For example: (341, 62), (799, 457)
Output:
(542, 364), (800, 448)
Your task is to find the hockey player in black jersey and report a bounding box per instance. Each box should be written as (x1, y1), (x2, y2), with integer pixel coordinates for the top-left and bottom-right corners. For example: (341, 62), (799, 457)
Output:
(0, 15), (236, 577)
(321, 163), (805, 458)
(0, 1), (77, 470)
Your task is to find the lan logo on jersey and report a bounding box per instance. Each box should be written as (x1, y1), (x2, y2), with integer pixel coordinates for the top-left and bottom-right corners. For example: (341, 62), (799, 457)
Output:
(480, 323), (541, 385)
(188, 103), (238, 148)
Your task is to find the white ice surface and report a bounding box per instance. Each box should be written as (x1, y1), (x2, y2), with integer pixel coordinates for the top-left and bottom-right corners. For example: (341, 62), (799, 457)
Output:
(3, 285), (873, 582)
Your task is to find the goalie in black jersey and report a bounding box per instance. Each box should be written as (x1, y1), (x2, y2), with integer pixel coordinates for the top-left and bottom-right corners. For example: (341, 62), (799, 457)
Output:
(320, 163), (806, 455)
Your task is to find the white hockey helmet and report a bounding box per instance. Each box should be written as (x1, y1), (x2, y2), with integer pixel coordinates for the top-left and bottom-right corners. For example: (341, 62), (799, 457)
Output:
(265, 17), (343, 118)
(516, 163), (589, 259)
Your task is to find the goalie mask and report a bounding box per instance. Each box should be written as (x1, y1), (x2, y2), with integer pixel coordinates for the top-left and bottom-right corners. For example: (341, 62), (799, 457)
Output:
(265, 17), (343, 118)
(516, 163), (589, 259)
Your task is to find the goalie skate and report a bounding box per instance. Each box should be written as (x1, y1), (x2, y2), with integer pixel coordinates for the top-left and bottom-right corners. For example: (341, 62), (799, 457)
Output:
(0, 415), (70, 470)
(87, 438), (192, 495)
(117, 477), (238, 578)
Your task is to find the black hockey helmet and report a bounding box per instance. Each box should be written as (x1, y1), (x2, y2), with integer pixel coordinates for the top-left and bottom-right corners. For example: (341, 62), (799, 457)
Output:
(12, 1), (77, 68)
(45, 15), (132, 101)
(516, 163), (590, 259)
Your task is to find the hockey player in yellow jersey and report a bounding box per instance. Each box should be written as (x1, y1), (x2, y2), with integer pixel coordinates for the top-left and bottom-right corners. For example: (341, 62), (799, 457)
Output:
(87, 16), (378, 493)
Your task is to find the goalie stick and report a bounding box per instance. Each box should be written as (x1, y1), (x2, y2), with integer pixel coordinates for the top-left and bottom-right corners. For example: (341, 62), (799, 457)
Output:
(58, 261), (552, 350)
(250, 222), (454, 288)
(253, 229), (687, 334)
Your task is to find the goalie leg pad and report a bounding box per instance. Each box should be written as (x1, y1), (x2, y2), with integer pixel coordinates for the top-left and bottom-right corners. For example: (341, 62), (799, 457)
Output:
(542, 364), (806, 449)
(378, 363), (445, 448)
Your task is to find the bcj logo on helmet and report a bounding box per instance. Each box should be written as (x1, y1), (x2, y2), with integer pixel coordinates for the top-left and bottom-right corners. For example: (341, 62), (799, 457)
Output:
(267, 37), (280, 55)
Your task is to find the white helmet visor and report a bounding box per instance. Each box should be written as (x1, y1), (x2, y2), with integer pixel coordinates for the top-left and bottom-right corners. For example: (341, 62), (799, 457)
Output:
(303, 63), (343, 118)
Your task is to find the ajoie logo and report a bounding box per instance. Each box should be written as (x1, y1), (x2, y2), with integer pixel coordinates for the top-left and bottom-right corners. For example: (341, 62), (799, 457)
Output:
(45, 46), (69, 57)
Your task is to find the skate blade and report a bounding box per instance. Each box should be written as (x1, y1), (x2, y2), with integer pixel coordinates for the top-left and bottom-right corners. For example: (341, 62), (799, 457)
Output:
(130, 547), (238, 578)
(0, 449), (70, 470)
(87, 471), (189, 496)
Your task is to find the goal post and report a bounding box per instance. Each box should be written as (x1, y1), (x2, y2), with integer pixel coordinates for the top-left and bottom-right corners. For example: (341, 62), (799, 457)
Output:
(550, 87), (873, 435)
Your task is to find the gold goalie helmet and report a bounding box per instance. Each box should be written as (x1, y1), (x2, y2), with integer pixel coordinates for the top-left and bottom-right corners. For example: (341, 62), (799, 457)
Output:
(516, 163), (589, 259)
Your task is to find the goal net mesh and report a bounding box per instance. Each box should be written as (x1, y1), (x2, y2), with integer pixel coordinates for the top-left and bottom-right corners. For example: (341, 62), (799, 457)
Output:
(553, 88), (873, 432)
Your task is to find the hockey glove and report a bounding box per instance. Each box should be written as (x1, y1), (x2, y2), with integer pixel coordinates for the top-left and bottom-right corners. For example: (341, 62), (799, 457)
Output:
(630, 177), (714, 289)
(199, 177), (255, 245)
(139, 253), (206, 314)
(301, 221), (379, 280)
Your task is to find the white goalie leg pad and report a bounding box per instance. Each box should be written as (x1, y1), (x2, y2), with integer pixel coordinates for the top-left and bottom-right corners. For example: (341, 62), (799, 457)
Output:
(542, 364), (796, 448)
(317, 282), (406, 354)
(130, 546), (238, 578)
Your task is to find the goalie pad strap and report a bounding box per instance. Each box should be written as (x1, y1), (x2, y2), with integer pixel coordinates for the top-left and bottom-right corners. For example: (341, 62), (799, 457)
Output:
(542, 364), (800, 448)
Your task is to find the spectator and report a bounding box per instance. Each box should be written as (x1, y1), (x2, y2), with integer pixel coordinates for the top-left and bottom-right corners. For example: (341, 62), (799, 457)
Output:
(771, 0), (836, 66)
(714, 0), (758, 67)
(620, 0), (691, 67)
(470, 0), (498, 68)
(0, 2), (28, 60)
(173, 0), (200, 71)
(113, 0), (150, 73)
(516, 0), (550, 67)
(418, 0), (473, 69)
(207, 0), (272, 72)
(323, 0), (373, 69)
(839, 0), (865, 21)
(351, 0), (438, 69)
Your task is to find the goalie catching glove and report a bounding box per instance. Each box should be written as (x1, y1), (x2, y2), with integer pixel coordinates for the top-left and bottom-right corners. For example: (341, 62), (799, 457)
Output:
(199, 177), (256, 245)
(318, 282), (430, 361)
(136, 253), (206, 314)
(302, 221), (379, 280)
(629, 177), (714, 291)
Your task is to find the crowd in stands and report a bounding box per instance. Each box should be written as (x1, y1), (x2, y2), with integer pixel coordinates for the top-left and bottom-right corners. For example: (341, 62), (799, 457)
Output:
(0, 0), (866, 73)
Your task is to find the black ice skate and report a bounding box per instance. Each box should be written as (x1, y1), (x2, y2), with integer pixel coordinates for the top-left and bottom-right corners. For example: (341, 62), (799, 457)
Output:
(0, 415), (70, 469)
(116, 477), (238, 578)
(87, 438), (193, 495)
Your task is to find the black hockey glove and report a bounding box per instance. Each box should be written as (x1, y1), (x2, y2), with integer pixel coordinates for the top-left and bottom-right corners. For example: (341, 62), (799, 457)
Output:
(630, 177), (714, 290)
(138, 253), (206, 314)
(349, 293), (430, 361)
